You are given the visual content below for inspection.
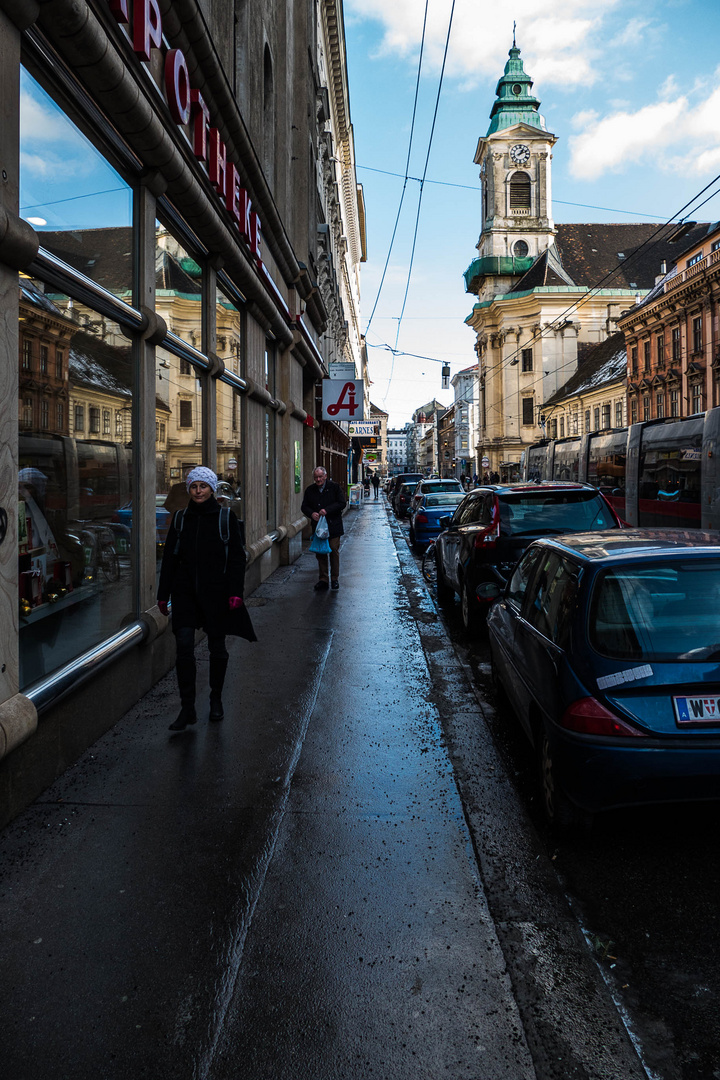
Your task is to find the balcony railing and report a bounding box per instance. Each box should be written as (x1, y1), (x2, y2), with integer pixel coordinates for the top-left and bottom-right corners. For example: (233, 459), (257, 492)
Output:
(665, 247), (720, 293)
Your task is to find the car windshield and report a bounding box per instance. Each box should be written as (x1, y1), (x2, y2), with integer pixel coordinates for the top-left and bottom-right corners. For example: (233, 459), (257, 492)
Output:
(500, 490), (616, 535)
(590, 560), (720, 661)
(421, 482), (461, 493)
(424, 494), (465, 508)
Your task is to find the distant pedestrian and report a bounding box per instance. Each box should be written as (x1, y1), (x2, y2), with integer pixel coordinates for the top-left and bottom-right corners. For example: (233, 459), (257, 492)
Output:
(490, 470), (500, 484)
(157, 466), (256, 732)
(372, 473), (380, 499)
(301, 466), (346, 591)
(483, 472), (490, 484)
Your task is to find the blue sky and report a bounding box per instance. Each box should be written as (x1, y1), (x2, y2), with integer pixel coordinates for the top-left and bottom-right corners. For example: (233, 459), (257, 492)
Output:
(344, 0), (720, 425)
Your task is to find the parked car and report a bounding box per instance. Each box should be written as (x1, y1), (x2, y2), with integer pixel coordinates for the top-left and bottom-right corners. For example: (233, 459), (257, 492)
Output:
(393, 481), (420, 519)
(113, 494), (171, 549)
(409, 491), (466, 551)
(486, 529), (720, 830)
(387, 472), (423, 501)
(409, 478), (464, 516)
(434, 481), (623, 632)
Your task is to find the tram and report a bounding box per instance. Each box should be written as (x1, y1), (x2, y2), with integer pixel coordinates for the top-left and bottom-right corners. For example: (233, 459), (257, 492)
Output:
(522, 406), (720, 531)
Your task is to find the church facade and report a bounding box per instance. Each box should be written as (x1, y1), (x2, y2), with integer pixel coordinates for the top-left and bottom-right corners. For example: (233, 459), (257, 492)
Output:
(464, 44), (706, 480)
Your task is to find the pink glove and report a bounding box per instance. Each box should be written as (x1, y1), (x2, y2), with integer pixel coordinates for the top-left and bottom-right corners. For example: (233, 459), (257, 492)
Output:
(228, 596), (243, 610)
(158, 600), (169, 617)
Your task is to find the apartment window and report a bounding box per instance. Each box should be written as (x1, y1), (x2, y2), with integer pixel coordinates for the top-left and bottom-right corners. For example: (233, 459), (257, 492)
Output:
(656, 393), (665, 419)
(601, 404), (611, 428)
(670, 389), (679, 417)
(550, 419), (557, 439)
(40, 399), (49, 429)
(572, 413), (579, 435)
(115, 411), (124, 437)
(522, 397), (534, 425)
(40, 345), (49, 374)
(585, 409), (591, 433)
(643, 396), (650, 422)
(56, 402), (64, 429)
(593, 406), (600, 430)
(22, 399), (33, 429)
(22, 339), (32, 371)
(643, 341), (651, 372)
(630, 346), (638, 376)
(89, 406), (100, 433)
(672, 327), (680, 362)
(691, 383), (703, 414)
(631, 399), (638, 424)
(103, 409), (111, 435)
(615, 401), (623, 427)
(180, 358), (192, 376)
(559, 417), (565, 437)
(656, 335), (665, 368)
(56, 349), (64, 379)
(521, 348), (533, 372)
(179, 399), (193, 428)
(692, 316), (702, 354)
(687, 251), (704, 267)
(74, 404), (84, 431)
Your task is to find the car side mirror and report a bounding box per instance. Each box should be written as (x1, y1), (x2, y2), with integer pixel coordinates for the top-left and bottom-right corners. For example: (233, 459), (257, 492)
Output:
(476, 581), (502, 602)
(439, 515), (452, 529)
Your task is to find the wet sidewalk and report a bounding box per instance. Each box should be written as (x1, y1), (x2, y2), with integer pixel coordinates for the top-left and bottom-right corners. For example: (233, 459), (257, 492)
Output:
(0, 498), (536, 1079)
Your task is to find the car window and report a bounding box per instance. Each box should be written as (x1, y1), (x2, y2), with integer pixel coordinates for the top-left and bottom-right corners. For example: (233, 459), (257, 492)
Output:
(421, 482), (461, 493)
(500, 489), (617, 535)
(524, 554), (579, 646)
(455, 495), (485, 526)
(590, 560), (720, 661)
(424, 494), (465, 508)
(507, 548), (543, 610)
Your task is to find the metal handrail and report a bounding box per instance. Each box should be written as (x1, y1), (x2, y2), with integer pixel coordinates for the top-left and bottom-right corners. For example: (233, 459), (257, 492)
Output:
(31, 248), (145, 330)
(25, 621), (148, 716)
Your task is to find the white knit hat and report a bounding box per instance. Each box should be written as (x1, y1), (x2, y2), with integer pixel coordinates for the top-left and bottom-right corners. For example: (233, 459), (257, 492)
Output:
(185, 466), (218, 492)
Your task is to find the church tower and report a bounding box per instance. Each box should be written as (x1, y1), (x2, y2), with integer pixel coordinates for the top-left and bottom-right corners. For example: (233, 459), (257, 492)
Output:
(467, 42), (557, 303)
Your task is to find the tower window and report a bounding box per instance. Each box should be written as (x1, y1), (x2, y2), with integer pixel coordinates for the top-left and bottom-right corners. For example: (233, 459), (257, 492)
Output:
(513, 240), (529, 258)
(509, 172), (531, 210)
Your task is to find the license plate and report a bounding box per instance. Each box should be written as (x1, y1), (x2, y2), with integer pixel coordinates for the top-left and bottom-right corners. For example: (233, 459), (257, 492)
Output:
(674, 695), (720, 725)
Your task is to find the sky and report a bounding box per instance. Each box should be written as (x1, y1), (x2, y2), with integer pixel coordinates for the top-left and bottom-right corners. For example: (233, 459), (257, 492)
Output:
(343, 0), (720, 427)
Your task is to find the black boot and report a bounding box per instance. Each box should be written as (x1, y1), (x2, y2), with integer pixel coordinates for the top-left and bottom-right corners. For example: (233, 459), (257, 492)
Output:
(169, 658), (197, 730)
(208, 657), (228, 721)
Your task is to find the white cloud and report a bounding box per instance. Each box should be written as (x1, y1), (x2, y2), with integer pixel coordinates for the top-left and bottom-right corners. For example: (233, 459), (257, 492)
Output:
(568, 68), (720, 179)
(346, 0), (623, 88)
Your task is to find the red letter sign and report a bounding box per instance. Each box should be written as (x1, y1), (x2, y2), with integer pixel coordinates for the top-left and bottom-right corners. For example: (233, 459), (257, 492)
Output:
(165, 50), (191, 125)
(133, 0), (162, 61)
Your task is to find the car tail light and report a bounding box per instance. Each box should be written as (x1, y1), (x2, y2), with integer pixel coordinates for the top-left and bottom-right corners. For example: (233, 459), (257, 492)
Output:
(415, 512), (429, 523)
(559, 697), (647, 738)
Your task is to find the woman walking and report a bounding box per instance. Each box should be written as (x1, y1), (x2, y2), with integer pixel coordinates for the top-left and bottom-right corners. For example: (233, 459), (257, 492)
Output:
(157, 466), (255, 731)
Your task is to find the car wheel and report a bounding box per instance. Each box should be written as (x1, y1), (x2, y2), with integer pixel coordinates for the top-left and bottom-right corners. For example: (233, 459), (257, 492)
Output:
(460, 579), (481, 634)
(538, 728), (591, 834)
(436, 558), (455, 607)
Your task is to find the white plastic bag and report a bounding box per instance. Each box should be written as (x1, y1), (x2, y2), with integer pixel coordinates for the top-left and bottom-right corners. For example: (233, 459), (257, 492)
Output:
(315, 515), (329, 539)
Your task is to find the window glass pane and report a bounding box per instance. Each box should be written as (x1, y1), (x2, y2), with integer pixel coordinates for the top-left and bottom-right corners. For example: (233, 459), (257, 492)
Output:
(638, 418), (703, 527)
(20, 69), (133, 295)
(216, 288), (243, 513)
(19, 281), (133, 689)
(156, 222), (203, 349)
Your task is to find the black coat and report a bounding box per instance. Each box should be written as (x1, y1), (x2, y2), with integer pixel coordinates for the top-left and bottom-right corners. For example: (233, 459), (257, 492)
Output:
(301, 479), (346, 539)
(157, 497), (255, 639)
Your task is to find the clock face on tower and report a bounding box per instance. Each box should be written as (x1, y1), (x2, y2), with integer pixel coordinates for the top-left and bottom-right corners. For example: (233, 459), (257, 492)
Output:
(510, 143), (530, 166)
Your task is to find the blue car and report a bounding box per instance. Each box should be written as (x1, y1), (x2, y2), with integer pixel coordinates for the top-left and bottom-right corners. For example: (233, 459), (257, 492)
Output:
(408, 491), (465, 551)
(486, 529), (720, 830)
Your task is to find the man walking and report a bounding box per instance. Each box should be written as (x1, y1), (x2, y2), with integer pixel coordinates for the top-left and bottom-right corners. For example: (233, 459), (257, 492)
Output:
(371, 473), (380, 499)
(301, 466), (346, 591)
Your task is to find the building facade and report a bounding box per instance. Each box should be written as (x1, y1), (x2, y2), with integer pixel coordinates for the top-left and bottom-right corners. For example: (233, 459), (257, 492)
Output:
(386, 428), (409, 474)
(465, 43), (709, 480)
(619, 224), (720, 423)
(2, 0), (364, 824)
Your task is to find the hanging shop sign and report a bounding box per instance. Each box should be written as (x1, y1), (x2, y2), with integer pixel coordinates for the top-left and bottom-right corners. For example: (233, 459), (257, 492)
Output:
(322, 381), (364, 421)
(348, 422), (378, 437)
(108, 0), (262, 266)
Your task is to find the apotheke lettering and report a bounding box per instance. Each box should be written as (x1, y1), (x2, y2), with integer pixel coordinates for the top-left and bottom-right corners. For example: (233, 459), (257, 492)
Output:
(109, 0), (262, 264)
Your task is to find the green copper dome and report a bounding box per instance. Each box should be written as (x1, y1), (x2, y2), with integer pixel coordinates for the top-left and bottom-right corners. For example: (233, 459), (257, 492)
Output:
(486, 45), (545, 136)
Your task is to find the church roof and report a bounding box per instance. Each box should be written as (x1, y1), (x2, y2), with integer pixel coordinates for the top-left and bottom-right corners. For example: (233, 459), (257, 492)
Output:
(545, 332), (627, 406)
(487, 45), (545, 136)
(507, 222), (712, 294)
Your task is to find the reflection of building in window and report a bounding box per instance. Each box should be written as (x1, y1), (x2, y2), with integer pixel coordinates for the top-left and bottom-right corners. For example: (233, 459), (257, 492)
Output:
(75, 404), (84, 431)
(179, 399), (193, 427)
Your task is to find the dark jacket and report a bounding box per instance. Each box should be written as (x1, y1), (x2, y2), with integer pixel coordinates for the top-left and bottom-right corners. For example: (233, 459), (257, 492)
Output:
(301, 479), (346, 539)
(157, 497), (250, 635)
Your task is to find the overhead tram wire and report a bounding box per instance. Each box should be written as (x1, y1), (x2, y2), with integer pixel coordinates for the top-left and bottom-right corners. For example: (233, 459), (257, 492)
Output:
(363, 1), (430, 339)
(391, 0), (457, 358)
